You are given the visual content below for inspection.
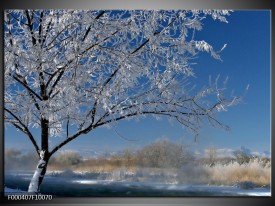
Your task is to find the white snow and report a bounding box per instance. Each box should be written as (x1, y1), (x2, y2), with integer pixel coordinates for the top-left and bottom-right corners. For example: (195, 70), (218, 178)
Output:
(72, 180), (109, 184)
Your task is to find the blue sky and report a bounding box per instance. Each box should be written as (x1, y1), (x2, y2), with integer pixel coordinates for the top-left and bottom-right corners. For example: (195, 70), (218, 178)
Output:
(5, 10), (271, 156)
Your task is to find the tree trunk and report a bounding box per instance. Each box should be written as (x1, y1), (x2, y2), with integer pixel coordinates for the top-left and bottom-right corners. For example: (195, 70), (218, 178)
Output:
(28, 116), (50, 193)
(28, 151), (49, 193)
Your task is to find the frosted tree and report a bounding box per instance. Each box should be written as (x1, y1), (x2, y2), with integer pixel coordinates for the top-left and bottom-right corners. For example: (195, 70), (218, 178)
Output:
(4, 9), (242, 193)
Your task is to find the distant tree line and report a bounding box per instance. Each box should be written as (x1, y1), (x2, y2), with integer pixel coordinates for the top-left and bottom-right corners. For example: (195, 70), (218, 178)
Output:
(5, 140), (271, 171)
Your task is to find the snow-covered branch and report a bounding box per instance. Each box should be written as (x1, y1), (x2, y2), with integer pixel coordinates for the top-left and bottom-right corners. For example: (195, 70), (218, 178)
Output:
(4, 108), (40, 155)
(5, 9), (239, 154)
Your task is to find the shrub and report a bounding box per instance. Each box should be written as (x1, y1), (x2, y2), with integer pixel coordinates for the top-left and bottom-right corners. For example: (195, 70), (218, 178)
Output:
(136, 139), (194, 168)
(205, 159), (271, 186)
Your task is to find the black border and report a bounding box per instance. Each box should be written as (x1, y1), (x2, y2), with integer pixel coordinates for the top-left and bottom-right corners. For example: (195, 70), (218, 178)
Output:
(0, 0), (273, 205)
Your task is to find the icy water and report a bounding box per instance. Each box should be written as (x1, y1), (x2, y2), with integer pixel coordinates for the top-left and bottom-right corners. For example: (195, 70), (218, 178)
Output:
(5, 172), (271, 197)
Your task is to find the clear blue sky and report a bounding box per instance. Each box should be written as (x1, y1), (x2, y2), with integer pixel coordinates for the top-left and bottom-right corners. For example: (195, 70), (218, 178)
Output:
(5, 10), (271, 156)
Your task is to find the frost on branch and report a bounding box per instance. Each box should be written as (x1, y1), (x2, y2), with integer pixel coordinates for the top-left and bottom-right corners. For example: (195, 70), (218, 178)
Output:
(4, 9), (240, 146)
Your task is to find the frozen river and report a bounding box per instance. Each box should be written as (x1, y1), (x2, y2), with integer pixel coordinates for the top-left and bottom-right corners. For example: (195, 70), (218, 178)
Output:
(5, 172), (271, 197)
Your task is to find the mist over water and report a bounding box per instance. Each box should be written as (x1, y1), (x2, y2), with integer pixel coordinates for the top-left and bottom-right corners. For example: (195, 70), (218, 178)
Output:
(4, 142), (271, 197)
